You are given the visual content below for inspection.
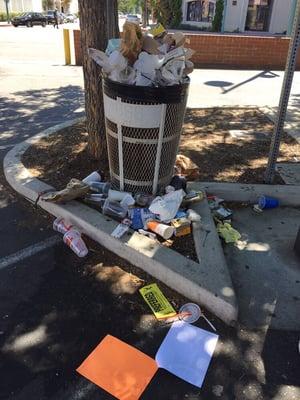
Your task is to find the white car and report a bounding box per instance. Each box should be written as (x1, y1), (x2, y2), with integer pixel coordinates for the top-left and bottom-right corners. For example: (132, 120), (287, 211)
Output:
(126, 14), (140, 24)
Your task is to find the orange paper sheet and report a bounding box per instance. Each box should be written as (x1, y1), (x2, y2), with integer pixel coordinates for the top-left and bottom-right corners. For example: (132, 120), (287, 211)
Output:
(77, 335), (158, 400)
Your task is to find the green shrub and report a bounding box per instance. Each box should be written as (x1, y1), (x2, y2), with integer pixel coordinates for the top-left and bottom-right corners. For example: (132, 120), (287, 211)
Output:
(0, 12), (22, 22)
(178, 23), (211, 32)
(212, 0), (224, 32)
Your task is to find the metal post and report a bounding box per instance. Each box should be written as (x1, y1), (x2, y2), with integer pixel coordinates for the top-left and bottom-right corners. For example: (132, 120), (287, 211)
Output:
(264, 0), (300, 183)
(63, 28), (71, 65)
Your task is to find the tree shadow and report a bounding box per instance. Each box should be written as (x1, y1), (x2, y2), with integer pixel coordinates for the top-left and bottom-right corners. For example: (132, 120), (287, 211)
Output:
(0, 85), (84, 146)
(181, 108), (299, 183)
(0, 238), (299, 400)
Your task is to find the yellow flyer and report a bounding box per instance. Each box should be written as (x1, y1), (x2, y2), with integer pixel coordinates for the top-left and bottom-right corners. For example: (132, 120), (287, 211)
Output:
(139, 283), (176, 320)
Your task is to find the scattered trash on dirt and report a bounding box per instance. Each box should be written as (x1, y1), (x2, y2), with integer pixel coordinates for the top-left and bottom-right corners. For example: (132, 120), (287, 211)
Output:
(175, 154), (200, 180)
(41, 179), (89, 203)
(63, 229), (89, 258)
(82, 170), (102, 185)
(139, 283), (177, 320)
(77, 321), (219, 396)
(77, 335), (158, 400)
(155, 321), (218, 388)
(212, 385), (224, 397)
(258, 195), (279, 210)
(53, 217), (88, 257)
(179, 303), (217, 331)
(253, 195), (279, 213)
(89, 22), (195, 87)
(111, 218), (131, 239)
(217, 222), (241, 244)
(171, 217), (191, 237)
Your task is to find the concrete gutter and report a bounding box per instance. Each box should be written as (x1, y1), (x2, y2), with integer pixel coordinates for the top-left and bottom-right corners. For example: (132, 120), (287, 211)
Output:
(3, 119), (238, 325)
(189, 182), (300, 206)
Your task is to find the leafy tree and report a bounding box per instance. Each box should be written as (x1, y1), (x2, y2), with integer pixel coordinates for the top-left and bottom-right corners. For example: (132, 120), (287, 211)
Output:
(212, 0), (224, 32)
(42, 0), (54, 10)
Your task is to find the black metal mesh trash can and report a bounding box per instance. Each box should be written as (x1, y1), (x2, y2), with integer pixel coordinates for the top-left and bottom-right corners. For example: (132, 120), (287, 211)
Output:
(103, 76), (190, 194)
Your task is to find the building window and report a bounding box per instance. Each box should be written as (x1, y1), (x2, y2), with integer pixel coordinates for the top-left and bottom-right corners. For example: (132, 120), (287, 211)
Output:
(187, 1), (215, 22)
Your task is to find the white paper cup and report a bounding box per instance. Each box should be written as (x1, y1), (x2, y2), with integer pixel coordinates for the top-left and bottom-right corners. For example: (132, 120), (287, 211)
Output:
(82, 171), (102, 185)
(108, 189), (132, 202)
(120, 194), (135, 208)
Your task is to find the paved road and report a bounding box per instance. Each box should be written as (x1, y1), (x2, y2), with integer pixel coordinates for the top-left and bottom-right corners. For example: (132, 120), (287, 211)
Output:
(0, 25), (299, 400)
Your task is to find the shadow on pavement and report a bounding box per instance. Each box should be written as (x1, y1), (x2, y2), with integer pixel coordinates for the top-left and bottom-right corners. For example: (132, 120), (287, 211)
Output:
(0, 85), (84, 146)
(0, 241), (299, 400)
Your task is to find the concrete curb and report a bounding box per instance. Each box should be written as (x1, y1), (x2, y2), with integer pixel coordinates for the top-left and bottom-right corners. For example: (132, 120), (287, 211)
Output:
(189, 182), (300, 206)
(3, 119), (238, 325)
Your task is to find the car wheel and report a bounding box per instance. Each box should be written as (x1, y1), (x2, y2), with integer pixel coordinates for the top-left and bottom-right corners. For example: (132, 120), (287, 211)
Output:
(26, 21), (32, 27)
(42, 21), (46, 27)
(13, 24), (18, 27)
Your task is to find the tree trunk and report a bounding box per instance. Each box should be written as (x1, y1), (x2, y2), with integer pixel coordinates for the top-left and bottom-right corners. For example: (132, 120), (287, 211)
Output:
(78, 0), (119, 160)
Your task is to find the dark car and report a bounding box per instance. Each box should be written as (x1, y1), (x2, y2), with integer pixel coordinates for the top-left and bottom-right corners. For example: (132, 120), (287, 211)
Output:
(12, 12), (47, 27)
(45, 10), (64, 25)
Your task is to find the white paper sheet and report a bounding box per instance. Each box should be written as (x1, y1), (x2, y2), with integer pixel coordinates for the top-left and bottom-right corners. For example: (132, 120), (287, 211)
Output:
(155, 321), (218, 388)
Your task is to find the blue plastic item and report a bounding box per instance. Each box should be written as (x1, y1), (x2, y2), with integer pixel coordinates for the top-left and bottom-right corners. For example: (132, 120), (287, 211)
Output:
(258, 195), (279, 209)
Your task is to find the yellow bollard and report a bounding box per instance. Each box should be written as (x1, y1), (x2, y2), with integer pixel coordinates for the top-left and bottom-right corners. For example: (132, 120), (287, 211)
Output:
(63, 28), (71, 65)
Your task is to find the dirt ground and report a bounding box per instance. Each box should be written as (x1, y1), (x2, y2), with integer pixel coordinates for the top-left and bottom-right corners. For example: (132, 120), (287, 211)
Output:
(22, 108), (300, 189)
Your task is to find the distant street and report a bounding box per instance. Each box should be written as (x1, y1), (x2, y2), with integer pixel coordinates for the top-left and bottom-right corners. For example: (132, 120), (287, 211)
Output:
(0, 23), (300, 400)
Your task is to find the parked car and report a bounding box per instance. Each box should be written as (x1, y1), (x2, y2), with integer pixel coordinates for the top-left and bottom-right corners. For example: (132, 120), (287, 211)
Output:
(126, 14), (140, 24)
(64, 13), (77, 23)
(12, 12), (47, 27)
(45, 10), (64, 25)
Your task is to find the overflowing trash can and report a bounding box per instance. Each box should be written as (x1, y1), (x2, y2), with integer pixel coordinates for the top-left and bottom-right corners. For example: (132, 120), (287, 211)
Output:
(103, 76), (190, 195)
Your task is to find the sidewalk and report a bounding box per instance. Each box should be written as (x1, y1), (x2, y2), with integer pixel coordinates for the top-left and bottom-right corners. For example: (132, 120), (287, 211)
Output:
(188, 69), (300, 143)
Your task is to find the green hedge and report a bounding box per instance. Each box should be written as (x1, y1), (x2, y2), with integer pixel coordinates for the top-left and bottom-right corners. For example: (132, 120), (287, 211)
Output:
(0, 12), (22, 21)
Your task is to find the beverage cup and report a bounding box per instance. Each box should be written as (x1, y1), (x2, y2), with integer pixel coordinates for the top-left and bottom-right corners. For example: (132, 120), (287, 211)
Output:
(147, 220), (174, 240)
(63, 230), (88, 257)
(120, 194), (135, 208)
(108, 189), (132, 202)
(82, 171), (102, 185)
(90, 182), (111, 195)
(53, 217), (72, 234)
(258, 195), (279, 209)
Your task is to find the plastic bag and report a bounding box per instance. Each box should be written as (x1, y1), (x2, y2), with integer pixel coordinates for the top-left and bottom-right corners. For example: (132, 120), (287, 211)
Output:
(149, 190), (185, 222)
(88, 48), (113, 73)
(106, 38), (122, 55)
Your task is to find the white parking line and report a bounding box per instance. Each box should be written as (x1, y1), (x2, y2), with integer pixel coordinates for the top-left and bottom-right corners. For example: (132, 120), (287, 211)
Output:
(0, 235), (61, 270)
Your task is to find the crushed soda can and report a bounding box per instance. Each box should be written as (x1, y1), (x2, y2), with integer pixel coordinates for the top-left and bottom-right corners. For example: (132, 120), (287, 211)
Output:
(171, 217), (191, 237)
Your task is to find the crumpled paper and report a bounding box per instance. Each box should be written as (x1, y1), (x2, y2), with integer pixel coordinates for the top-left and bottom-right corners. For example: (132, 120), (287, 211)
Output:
(41, 179), (90, 203)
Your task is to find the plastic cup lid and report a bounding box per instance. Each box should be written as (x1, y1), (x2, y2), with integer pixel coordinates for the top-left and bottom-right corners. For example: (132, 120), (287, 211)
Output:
(179, 303), (201, 324)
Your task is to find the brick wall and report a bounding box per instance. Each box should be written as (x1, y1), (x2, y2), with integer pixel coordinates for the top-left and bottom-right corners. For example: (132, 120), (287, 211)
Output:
(73, 30), (82, 66)
(73, 30), (300, 70)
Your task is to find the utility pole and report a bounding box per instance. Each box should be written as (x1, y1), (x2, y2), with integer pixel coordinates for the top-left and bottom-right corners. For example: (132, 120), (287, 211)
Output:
(264, 0), (300, 183)
(4, 0), (10, 23)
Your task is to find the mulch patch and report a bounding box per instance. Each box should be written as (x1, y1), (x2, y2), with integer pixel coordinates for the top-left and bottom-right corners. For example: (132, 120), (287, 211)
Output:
(22, 108), (299, 188)
(21, 107), (299, 262)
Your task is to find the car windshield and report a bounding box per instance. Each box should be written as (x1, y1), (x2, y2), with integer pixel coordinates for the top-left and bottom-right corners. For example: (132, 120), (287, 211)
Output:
(18, 13), (30, 17)
(127, 15), (138, 18)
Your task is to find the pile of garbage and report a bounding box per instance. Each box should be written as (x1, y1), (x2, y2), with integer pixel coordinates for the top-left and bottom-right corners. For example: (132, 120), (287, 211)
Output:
(88, 22), (195, 87)
(42, 164), (204, 257)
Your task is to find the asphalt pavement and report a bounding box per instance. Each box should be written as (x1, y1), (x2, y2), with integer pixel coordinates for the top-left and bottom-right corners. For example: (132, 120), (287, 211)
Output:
(0, 25), (299, 400)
